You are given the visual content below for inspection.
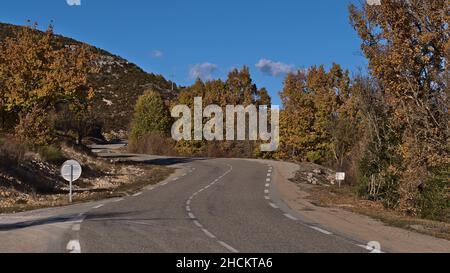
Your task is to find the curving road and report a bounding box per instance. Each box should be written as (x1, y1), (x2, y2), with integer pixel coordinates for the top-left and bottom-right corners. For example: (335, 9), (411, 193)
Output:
(78, 158), (364, 253)
(0, 156), (367, 253)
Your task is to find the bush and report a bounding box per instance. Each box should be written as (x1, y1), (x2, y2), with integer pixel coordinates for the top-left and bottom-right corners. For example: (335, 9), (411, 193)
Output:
(15, 106), (56, 147)
(419, 167), (450, 221)
(37, 145), (64, 164)
(0, 136), (26, 167)
(130, 90), (171, 139)
(128, 133), (175, 156)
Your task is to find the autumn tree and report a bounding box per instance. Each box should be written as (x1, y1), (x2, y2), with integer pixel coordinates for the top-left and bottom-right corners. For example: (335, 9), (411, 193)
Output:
(130, 90), (171, 139)
(350, 1), (449, 216)
(277, 64), (356, 164)
(0, 23), (97, 145)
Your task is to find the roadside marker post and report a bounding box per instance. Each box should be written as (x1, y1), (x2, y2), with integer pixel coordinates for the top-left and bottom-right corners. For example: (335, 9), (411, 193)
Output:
(336, 172), (346, 188)
(61, 160), (82, 203)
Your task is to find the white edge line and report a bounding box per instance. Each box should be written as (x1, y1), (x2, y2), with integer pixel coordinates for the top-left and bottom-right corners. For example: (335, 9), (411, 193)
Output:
(218, 241), (239, 253)
(310, 226), (333, 235)
(202, 229), (216, 239)
(284, 214), (298, 221)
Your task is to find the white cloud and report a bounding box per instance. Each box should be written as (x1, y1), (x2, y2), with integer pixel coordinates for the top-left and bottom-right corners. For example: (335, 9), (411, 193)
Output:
(66, 0), (81, 6)
(151, 50), (163, 58)
(255, 59), (295, 77)
(189, 62), (218, 81)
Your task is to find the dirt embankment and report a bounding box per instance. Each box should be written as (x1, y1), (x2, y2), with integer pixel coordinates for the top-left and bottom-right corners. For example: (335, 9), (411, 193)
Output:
(0, 143), (172, 213)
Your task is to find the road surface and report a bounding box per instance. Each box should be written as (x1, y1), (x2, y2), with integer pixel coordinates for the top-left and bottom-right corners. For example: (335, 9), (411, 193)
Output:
(0, 155), (370, 253)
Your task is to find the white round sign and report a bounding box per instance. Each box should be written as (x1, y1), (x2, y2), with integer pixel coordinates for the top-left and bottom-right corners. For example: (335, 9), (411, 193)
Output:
(61, 160), (82, 182)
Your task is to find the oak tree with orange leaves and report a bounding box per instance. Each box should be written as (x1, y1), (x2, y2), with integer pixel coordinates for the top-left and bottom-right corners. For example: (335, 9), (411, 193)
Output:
(0, 22), (98, 145)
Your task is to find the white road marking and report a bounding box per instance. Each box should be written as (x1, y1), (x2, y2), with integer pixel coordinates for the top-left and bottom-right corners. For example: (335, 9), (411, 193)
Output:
(172, 177), (179, 181)
(267, 173), (271, 177)
(268, 169), (272, 173)
(218, 241), (239, 253)
(284, 214), (298, 221)
(310, 226), (333, 235)
(266, 178), (271, 182)
(265, 183), (270, 187)
(269, 203), (279, 209)
(132, 192), (142, 197)
(265, 196), (270, 200)
(93, 204), (104, 209)
(264, 189), (269, 194)
(193, 220), (203, 228)
(66, 240), (81, 253)
(72, 224), (80, 231)
(185, 163), (238, 254)
(202, 229), (216, 239)
(114, 198), (124, 202)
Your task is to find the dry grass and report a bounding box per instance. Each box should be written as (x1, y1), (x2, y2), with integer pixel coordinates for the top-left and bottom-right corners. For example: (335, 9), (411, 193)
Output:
(0, 164), (173, 214)
(303, 184), (450, 241)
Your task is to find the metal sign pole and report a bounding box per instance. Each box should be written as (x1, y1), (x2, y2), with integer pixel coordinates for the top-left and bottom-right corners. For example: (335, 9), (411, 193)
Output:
(70, 165), (73, 203)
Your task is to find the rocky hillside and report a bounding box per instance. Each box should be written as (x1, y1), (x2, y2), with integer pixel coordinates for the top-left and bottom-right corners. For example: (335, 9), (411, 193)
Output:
(0, 22), (178, 137)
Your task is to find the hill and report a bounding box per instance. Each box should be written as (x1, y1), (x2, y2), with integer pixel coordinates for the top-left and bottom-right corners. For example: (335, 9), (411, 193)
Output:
(0, 22), (178, 138)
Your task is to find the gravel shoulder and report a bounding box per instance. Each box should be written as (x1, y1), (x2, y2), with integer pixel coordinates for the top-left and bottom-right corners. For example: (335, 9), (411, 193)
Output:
(249, 159), (450, 253)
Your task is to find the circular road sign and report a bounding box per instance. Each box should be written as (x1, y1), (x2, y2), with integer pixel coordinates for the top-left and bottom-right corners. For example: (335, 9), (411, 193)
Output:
(61, 160), (82, 182)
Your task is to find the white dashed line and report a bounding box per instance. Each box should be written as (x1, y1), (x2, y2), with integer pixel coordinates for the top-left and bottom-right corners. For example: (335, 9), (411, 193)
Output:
(269, 203), (279, 209)
(310, 226), (333, 235)
(114, 198), (124, 203)
(66, 240), (81, 253)
(72, 224), (80, 231)
(267, 173), (271, 177)
(185, 163), (238, 253)
(266, 178), (271, 182)
(265, 196), (270, 200)
(202, 229), (216, 239)
(132, 192), (142, 197)
(218, 241), (239, 253)
(193, 220), (203, 228)
(284, 214), (298, 221)
(264, 189), (269, 194)
(268, 169), (272, 173)
(265, 183), (270, 187)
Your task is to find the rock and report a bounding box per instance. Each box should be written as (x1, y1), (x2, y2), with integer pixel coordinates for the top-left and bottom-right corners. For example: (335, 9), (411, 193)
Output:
(313, 169), (323, 175)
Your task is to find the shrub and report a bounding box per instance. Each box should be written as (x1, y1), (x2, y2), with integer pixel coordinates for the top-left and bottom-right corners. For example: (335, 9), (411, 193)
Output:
(37, 145), (64, 164)
(0, 136), (26, 167)
(15, 106), (56, 147)
(128, 133), (175, 156)
(419, 167), (450, 221)
(130, 90), (171, 139)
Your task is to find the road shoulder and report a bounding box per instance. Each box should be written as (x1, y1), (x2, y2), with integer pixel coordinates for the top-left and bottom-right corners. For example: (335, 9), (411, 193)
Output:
(248, 159), (450, 253)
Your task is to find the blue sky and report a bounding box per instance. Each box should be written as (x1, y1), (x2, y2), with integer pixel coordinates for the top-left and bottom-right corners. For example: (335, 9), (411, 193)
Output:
(1, 0), (367, 105)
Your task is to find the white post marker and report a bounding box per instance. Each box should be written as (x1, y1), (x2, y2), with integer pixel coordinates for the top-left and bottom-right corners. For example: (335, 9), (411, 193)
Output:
(61, 160), (82, 203)
(336, 172), (346, 188)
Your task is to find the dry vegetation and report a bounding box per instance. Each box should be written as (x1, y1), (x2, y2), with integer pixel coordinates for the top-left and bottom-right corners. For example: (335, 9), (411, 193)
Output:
(0, 137), (172, 214)
(291, 169), (450, 241)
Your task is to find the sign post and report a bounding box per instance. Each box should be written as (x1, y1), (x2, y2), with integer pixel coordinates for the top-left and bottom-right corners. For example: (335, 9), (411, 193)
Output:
(61, 160), (82, 203)
(335, 172), (346, 188)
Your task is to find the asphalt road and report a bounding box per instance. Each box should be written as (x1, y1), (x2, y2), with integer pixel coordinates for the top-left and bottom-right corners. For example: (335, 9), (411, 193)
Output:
(0, 157), (367, 253)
